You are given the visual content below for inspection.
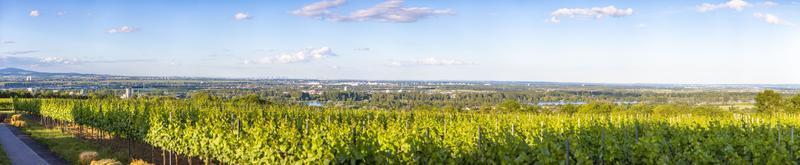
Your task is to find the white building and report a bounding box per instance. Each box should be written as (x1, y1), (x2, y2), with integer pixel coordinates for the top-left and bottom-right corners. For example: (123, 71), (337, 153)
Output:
(121, 88), (134, 99)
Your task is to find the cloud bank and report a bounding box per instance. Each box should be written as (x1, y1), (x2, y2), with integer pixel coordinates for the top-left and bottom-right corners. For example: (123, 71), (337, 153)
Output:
(0, 56), (156, 67)
(107, 26), (138, 34)
(4, 50), (39, 55)
(234, 12), (252, 20)
(292, 0), (347, 18)
(245, 47), (336, 64)
(697, 0), (751, 12)
(549, 6), (633, 23)
(29, 10), (40, 17)
(753, 13), (793, 26)
(293, 0), (454, 23)
(389, 57), (476, 67)
(0, 56), (79, 67)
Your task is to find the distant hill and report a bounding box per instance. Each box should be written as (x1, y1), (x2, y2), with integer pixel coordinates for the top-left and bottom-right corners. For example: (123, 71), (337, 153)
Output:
(0, 67), (93, 76)
(0, 67), (111, 81)
(0, 67), (41, 75)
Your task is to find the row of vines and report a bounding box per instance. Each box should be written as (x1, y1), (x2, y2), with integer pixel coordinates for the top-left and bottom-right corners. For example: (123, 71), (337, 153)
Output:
(11, 98), (800, 164)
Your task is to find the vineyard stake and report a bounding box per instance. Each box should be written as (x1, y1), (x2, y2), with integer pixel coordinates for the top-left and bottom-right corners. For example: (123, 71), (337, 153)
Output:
(778, 124), (782, 148)
(635, 123), (639, 143)
(565, 139), (570, 165)
(601, 127), (605, 165)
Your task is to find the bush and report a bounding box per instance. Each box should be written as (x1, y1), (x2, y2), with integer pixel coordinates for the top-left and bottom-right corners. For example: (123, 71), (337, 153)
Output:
(10, 120), (25, 127)
(90, 159), (122, 165)
(129, 159), (154, 165)
(79, 151), (98, 165)
(9, 114), (26, 127)
(10, 114), (22, 121)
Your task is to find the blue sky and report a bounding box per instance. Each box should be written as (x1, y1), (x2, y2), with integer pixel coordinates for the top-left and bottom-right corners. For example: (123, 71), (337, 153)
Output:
(1, 0), (799, 84)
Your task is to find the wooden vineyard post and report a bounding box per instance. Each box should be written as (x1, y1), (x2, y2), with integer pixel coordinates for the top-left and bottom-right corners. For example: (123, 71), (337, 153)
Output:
(777, 124), (782, 148)
(477, 126), (482, 149)
(601, 127), (605, 165)
(565, 138), (570, 165)
(162, 150), (166, 165)
(791, 127), (795, 162)
(175, 152), (180, 165)
(511, 124), (515, 135)
(635, 123), (639, 143)
(127, 139), (132, 162)
(442, 119), (447, 141)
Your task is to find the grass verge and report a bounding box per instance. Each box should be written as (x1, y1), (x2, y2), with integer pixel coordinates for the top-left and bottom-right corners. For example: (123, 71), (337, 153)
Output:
(0, 143), (10, 165)
(16, 113), (130, 164)
(0, 111), (11, 165)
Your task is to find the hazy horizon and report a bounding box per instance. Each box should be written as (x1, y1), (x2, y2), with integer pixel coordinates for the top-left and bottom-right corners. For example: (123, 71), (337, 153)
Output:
(2, 0), (799, 84)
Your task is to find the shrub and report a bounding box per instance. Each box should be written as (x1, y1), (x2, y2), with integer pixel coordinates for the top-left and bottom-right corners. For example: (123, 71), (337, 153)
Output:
(129, 159), (154, 165)
(10, 120), (26, 127)
(79, 151), (98, 165)
(10, 114), (22, 121)
(90, 159), (122, 165)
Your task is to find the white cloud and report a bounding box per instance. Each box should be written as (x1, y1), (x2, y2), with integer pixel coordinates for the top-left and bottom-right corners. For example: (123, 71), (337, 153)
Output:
(107, 26), (138, 34)
(234, 12), (252, 20)
(245, 47), (336, 64)
(4, 50), (39, 55)
(293, 0), (454, 23)
(549, 6), (633, 23)
(697, 0), (751, 12)
(1, 41), (15, 44)
(39, 57), (81, 65)
(354, 48), (371, 51)
(57, 11), (66, 16)
(29, 10), (40, 17)
(389, 57), (476, 67)
(753, 12), (794, 26)
(0, 56), (154, 67)
(292, 0), (346, 18)
(0, 56), (80, 67)
(762, 1), (778, 6)
(340, 0), (454, 23)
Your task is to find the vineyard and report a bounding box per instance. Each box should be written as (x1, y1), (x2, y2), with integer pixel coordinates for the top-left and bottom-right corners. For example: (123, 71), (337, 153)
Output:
(10, 98), (800, 164)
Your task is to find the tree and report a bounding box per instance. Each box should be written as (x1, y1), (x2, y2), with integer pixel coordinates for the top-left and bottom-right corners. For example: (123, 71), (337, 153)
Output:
(755, 90), (784, 113)
(191, 91), (216, 103)
(232, 94), (266, 105)
(789, 94), (800, 113)
(577, 101), (614, 114)
(497, 99), (522, 112)
(560, 104), (578, 114)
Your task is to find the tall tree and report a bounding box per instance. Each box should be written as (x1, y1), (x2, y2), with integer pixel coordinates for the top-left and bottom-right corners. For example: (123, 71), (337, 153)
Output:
(755, 90), (784, 113)
(789, 94), (800, 113)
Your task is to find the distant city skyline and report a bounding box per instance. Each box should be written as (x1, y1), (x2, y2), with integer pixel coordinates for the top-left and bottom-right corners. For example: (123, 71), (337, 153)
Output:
(1, 0), (799, 84)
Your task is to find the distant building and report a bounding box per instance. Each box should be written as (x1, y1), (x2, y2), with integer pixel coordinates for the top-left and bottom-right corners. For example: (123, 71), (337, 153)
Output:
(303, 89), (323, 95)
(121, 88), (134, 99)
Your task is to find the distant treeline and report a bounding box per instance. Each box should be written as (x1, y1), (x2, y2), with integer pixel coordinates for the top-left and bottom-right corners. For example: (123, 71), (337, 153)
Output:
(0, 90), (88, 99)
(4, 88), (797, 114)
(198, 89), (758, 110)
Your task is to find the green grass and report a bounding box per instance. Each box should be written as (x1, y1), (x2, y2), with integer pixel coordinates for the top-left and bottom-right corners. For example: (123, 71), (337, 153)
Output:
(17, 114), (130, 164)
(0, 111), (13, 165)
(0, 143), (11, 165)
(0, 99), (11, 110)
